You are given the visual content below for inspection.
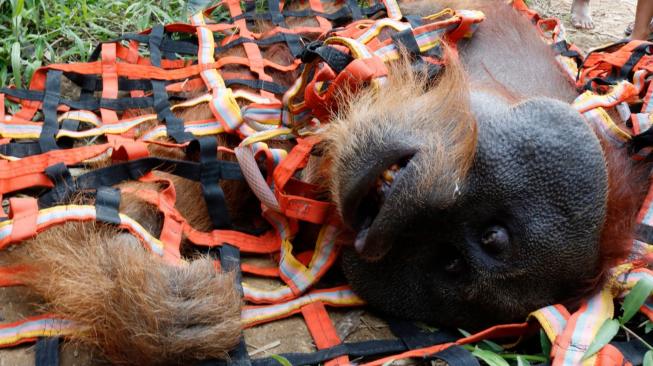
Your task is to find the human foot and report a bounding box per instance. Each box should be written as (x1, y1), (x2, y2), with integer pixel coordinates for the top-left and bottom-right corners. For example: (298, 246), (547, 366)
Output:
(571, 0), (594, 29)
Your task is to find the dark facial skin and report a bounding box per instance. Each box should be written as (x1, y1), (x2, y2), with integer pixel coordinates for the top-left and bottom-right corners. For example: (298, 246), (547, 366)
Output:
(338, 97), (608, 330)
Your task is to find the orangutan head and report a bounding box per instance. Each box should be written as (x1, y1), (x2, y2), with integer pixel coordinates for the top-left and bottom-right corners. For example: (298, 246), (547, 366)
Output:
(323, 58), (610, 330)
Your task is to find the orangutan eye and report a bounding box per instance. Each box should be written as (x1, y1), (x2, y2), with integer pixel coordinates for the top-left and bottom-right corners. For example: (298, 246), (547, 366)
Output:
(481, 225), (510, 255)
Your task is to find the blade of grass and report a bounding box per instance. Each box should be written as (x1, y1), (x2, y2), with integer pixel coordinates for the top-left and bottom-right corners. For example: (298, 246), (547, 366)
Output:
(10, 41), (21, 87)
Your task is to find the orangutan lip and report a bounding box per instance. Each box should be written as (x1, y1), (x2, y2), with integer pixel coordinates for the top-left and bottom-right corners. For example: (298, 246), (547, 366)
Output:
(349, 155), (413, 254)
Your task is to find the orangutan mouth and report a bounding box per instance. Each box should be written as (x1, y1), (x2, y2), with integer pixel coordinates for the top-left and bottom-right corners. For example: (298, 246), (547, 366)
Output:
(353, 157), (412, 254)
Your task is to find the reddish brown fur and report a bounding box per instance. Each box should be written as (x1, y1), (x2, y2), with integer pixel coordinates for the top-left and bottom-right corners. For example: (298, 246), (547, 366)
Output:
(597, 137), (649, 271)
(323, 50), (477, 210)
(9, 219), (241, 365)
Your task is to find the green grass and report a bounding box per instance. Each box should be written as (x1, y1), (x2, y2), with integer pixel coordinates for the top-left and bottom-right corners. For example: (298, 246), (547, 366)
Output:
(0, 0), (189, 88)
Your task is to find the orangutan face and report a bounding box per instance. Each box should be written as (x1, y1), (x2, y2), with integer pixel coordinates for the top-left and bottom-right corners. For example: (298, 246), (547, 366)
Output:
(325, 69), (608, 329)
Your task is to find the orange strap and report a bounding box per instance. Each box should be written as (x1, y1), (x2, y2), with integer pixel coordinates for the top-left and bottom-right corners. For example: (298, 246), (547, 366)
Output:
(511, 0), (540, 22)
(100, 43), (119, 125)
(121, 182), (282, 254)
(241, 263), (279, 277)
(595, 344), (632, 366)
(0, 144), (110, 187)
(0, 265), (29, 287)
(8, 198), (39, 243)
(273, 136), (337, 224)
(304, 56), (388, 122)
(111, 139), (150, 161)
(301, 301), (349, 366)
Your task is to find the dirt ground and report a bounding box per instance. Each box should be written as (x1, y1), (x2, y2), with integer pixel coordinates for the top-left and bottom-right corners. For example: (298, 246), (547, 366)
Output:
(0, 0), (639, 365)
(531, 0), (637, 50)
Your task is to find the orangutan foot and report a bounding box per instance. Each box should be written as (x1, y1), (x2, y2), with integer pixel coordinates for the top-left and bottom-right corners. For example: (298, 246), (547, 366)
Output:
(571, 0), (594, 29)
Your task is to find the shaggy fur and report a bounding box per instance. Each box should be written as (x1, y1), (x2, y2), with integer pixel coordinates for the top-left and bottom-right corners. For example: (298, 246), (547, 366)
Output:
(324, 52), (477, 211)
(9, 221), (241, 365)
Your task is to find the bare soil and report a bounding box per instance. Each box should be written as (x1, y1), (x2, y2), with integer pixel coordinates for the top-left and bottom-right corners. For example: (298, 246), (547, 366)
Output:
(0, 0), (638, 365)
(531, 0), (637, 50)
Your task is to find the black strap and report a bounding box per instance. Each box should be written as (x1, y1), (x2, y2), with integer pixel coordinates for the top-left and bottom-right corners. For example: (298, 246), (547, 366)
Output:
(65, 72), (154, 92)
(74, 157), (243, 189)
(89, 33), (199, 61)
(620, 43), (653, 79)
(35, 337), (60, 366)
(629, 126), (653, 154)
(404, 15), (424, 28)
(219, 245), (252, 366)
(551, 41), (582, 66)
(95, 187), (122, 225)
(267, 0), (286, 27)
(40, 163), (76, 207)
(225, 79), (288, 95)
(388, 318), (459, 350)
(389, 28), (444, 82)
(391, 29), (421, 55)
(200, 334), (461, 365)
(192, 137), (233, 229)
(0, 141), (43, 158)
(300, 41), (353, 73)
(612, 340), (651, 366)
(219, 244), (243, 293)
(39, 70), (63, 152)
(636, 223), (653, 244)
(0, 87), (154, 112)
(149, 25), (193, 143)
(426, 345), (480, 365)
(346, 0), (363, 20)
(64, 71), (289, 95)
(60, 119), (80, 132)
(36, 158), (242, 209)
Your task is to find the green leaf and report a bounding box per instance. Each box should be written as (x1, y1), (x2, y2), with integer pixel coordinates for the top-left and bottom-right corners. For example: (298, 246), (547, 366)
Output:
(482, 339), (504, 353)
(582, 319), (620, 361)
(0, 65), (8, 87)
(33, 38), (44, 60)
(89, 22), (118, 38)
(539, 329), (551, 358)
(12, 0), (24, 17)
(459, 328), (505, 353)
(80, 0), (88, 20)
(458, 328), (472, 338)
(516, 356), (532, 366)
(644, 350), (653, 366)
(10, 41), (21, 88)
(269, 355), (292, 366)
(620, 277), (653, 325)
(646, 321), (653, 334)
(472, 348), (510, 366)
(186, 0), (213, 15)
